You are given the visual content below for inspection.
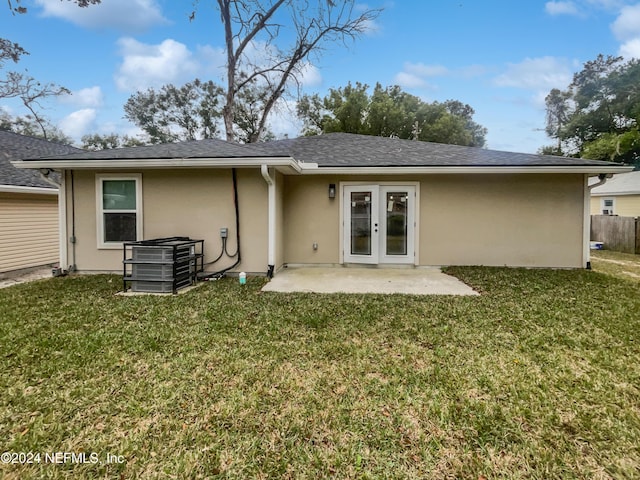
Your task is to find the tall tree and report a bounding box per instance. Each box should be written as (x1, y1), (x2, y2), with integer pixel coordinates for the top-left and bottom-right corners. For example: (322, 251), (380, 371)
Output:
(80, 133), (146, 150)
(123, 80), (224, 144)
(297, 82), (487, 147)
(0, 111), (73, 144)
(0, 73), (70, 139)
(192, 0), (380, 143)
(543, 88), (573, 155)
(541, 54), (640, 164)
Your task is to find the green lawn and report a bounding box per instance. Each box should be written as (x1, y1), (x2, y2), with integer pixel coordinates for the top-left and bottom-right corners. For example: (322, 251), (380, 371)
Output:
(0, 263), (639, 479)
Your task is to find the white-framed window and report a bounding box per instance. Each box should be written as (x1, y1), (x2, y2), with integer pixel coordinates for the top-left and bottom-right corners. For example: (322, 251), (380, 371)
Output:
(96, 174), (143, 248)
(600, 197), (615, 215)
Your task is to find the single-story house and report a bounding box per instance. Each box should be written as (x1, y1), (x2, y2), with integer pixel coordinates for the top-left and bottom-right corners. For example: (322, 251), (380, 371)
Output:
(12, 133), (632, 276)
(0, 131), (81, 275)
(590, 170), (640, 216)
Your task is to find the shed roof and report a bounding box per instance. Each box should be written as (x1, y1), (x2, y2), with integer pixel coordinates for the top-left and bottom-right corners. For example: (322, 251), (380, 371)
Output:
(591, 170), (640, 195)
(0, 130), (81, 188)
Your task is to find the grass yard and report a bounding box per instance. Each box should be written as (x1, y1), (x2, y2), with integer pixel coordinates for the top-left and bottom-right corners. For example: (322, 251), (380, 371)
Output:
(591, 249), (640, 282)
(0, 263), (639, 479)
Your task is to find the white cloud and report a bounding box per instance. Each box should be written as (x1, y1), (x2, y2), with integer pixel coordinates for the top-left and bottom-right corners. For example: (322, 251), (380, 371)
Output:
(35, 0), (167, 32)
(115, 38), (200, 92)
(59, 86), (104, 108)
(493, 57), (573, 91)
(611, 4), (640, 59)
(545, 1), (580, 16)
(59, 109), (97, 139)
(459, 64), (489, 78)
(404, 63), (449, 77)
(195, 45), (227, 80)
(393, 72), (429, 89)
(298, 63), (323, 88)
(354, 3), (382, 35)
(611, 3), (640, 41)
(392, 62), (450, 89)
(619, 37), (640, 58)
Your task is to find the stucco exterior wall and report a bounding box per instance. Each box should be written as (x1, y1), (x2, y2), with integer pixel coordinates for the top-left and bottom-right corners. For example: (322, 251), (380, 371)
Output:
(421, 174), (584, 267)
(283, 173), (585, 268)
(64, 169), (586, 274)
(590, 194), (640, 217)
(0, 191), (58, 273)
(66, 169), (268, 273)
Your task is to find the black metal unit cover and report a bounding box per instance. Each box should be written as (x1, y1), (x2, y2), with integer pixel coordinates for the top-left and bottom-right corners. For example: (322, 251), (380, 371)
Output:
(123, 237), (204, 294)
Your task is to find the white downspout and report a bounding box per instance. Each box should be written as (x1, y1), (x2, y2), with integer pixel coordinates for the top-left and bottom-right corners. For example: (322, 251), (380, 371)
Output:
(584, 173), (613, 269)
(260, 165), (276, 278)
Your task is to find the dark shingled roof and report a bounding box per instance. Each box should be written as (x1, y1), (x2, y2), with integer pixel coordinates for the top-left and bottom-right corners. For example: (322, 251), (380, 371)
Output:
(21, 132), (621, 168)
(1, 131), (82, 188)
(24, 138), (267, 161)
(248, 133), (620, 167)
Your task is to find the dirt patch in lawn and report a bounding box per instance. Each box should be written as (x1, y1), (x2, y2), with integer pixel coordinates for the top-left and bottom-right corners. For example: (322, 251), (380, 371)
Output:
(591, 250), (640, 282)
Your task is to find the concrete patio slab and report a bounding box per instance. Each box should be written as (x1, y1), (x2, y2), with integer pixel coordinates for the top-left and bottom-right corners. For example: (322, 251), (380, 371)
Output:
(261, 267), (479, 295)
(0, 267), (54, 289)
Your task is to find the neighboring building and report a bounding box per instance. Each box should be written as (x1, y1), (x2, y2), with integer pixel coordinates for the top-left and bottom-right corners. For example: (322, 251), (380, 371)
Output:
(590, 170), (640, 216)
(13, 133), (631, 275)
(0, 131), (81, 274)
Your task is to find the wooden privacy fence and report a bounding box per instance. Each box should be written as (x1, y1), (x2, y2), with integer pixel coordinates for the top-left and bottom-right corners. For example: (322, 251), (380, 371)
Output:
(590, 215), (640, 254)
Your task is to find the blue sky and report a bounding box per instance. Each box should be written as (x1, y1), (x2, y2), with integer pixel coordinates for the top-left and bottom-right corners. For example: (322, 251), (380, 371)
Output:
(1, 0), (639, 153)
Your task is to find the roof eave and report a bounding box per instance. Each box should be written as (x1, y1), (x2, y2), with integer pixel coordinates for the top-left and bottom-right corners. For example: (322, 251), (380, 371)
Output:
(0, 184), (58, 195)
(590, 190), (640, 196)
(299, 165), (634, 175)
(11, 156), (302, 174)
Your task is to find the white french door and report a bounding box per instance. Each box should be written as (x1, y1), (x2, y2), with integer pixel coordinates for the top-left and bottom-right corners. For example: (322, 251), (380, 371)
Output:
(343, 184), (416, 264)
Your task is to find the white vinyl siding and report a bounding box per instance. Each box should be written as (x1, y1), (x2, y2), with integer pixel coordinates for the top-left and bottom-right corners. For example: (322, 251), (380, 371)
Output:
(0, 195), (58, 273)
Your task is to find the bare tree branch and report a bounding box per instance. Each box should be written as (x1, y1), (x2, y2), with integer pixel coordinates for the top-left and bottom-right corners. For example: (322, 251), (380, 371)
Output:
(0, 72), (70, 139)
(205, 0), (381, 142)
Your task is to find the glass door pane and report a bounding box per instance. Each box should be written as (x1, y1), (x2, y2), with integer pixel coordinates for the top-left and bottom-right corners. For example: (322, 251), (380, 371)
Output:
(385, 192), (407, 255)
(350, 191), (372, 255)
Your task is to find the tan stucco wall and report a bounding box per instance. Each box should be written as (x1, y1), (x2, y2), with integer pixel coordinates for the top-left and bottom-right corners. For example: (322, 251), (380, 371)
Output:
(283, 175), (342, 264)
(66, 169), (268, 273)
(590, 194), (640, 217)
(283, 174), (585, 268)
(65, 169), (586, 273)
(421, 174), (584, 267)
(0, 191), (58, 273)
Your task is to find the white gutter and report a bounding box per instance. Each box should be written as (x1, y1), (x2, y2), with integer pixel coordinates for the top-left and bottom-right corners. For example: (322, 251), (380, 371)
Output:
(298, 165), (634, 175)
(12, 156), (301, 172)
(260, 164), (276, 277)
(0, 184), (57, 195)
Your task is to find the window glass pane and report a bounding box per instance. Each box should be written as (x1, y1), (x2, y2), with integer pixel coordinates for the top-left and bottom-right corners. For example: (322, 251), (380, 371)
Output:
(103, 180), (136, 210)
(386, 192), (407, 255)
(350, 191), (371, 255)
(104, 213), (136, 242)
(604, 199), (614, 207)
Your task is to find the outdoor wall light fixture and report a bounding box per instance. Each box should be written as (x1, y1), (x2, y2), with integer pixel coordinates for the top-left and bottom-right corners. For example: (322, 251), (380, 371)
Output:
(328, 183), (336, 199)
